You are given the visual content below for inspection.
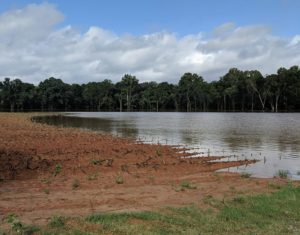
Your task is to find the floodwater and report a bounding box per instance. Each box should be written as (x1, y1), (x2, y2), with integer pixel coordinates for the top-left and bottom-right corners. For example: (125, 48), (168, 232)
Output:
(33, 112), (300, 179)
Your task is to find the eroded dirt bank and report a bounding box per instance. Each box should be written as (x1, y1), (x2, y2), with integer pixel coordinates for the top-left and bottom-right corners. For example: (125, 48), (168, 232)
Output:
(0, 113), (287, 225)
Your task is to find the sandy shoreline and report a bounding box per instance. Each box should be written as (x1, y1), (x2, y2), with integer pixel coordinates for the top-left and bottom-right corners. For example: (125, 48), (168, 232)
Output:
(0, 113), (287, 225)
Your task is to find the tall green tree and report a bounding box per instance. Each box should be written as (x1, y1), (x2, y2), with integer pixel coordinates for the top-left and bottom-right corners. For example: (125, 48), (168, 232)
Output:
(119, 74), (139, 111)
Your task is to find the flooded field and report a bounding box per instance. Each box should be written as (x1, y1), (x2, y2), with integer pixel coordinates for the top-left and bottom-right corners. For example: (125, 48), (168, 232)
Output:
(34, 112), (300, 179)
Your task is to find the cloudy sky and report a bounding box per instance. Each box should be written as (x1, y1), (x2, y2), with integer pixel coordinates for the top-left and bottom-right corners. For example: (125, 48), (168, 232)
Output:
(0, 0), (300, 84)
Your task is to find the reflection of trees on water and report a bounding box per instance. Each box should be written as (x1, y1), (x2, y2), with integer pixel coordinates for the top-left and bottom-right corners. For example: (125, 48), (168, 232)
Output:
(222, 132), (263, 152)
(179, 130), (201, 145)
(36, 115), (141, 140)
(277, 133), (300, 157)
(115, 120), (139, 140)
(221, 126), (300, 159)
(34, 115), (114, 133)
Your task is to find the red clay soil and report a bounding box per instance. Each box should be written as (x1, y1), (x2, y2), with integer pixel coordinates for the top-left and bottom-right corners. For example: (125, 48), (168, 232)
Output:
(0, 113), (287, 225)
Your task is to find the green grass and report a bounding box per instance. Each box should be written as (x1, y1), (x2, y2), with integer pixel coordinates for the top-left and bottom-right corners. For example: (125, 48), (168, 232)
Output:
(4, 186), (300, 234)
(49, 215), (65, 228)
(6, 213), (40, 234)
(180, 181), (197, 190)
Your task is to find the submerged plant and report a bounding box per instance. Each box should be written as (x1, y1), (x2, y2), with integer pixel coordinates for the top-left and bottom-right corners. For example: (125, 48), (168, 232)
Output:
(277, 170), (289, 179)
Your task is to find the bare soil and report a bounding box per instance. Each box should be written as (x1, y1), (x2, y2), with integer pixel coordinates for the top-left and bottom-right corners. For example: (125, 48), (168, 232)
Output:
(0, 113), (287, 225)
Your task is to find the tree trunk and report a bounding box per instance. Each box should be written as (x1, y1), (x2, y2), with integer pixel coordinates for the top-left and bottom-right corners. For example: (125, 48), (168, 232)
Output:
(119, 98), (122, 112)
(251, 93), (254, 112)
(10, 103), (15, 112)
(126, 92), (130, 112)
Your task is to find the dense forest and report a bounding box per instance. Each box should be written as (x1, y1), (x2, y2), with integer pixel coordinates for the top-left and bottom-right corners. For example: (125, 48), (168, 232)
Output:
(0, 66), (300, 112)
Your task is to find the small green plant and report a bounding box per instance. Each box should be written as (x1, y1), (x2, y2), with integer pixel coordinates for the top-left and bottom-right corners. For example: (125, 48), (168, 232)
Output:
(156, 148), (162, 157)
(6, 214), (23, 234)
(54, 164), (62, 176)
(202, 195), (223, 208)
(72, 179), (80, 189)
(148, 175), (155, 182)
(41, 178), (51, 185)
(87, 173), (99, 181)
(43, 188), (50, 194)
(91, 159), (101, 165)
(233, 196), (246, 203)
(268, 182), (282, 190)
(49, 215), (65, 228)
(7, 213), (18, 224)
(115, 175), (124, 184)
(21, 225), (40, 234)
(229, 186), (236, 192)
(240, 172), (252, 178)
(212, 172), (223, 181)
(180, 181), (197, 190)
(277, 170), (288, 179)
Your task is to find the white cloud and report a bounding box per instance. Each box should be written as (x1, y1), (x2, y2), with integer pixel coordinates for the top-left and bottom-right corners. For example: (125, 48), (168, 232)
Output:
(0, 4), (299, 84)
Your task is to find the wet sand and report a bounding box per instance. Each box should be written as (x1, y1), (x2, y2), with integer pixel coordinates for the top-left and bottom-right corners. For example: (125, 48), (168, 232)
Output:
(0, 113), (288, 225)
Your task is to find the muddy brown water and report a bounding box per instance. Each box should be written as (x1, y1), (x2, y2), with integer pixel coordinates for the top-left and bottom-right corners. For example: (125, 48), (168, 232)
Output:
(33, 112), (300, 179)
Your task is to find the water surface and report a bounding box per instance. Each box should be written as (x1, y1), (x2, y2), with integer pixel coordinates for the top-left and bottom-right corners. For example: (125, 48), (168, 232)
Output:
(34, 112), (300, 179)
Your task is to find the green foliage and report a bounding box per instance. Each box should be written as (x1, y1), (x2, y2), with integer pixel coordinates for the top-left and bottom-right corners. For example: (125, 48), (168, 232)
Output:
(1, 65), (300, 112)
(180, 181), (197, 190)
(6, 214), (39, 234)
(53, 164), (62, 176)
(49, 215), (65, 228)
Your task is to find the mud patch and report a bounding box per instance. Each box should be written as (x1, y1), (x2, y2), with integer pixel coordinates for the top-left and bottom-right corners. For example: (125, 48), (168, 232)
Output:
(0, 149), (51, 180)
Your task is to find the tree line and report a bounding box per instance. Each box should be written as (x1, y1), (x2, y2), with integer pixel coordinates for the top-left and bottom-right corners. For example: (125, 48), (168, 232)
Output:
(0, 66), (300, 112)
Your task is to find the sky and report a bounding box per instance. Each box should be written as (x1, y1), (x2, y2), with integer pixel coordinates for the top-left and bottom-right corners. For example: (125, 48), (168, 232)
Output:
(0, 0), (300, 84)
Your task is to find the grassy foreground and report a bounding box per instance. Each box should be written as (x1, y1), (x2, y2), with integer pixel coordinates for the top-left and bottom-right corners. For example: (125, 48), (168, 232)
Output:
(2, 185), (300, 235)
